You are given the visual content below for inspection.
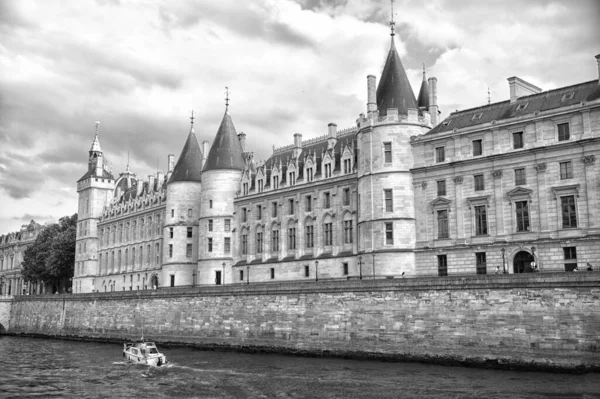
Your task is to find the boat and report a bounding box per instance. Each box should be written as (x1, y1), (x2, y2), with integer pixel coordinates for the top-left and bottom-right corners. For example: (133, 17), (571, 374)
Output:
(123, 339), (167, 366)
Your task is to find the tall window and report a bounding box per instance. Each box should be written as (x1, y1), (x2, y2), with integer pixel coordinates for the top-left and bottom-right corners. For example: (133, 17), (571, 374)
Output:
(385, 222), (393, 245)
(324, 163), (332, 178)
(324, 223), (333, 246)
(224, 237), (231, 253)
(304, 265), (310, 277)
(256, 205), (262, 220)
(257, 179), (264, 193)
(305, 196), (312, 212)
(241, 234), (248, 255)
(288, 199), (294, 215)
(513, 132), (524, 149)
(344, 220), (353, 244)
(209, 200), (213, 208)
(563, 247), (577, 271)
(437, 180), (446, 196)
(169, 227), (173, 238)
(272, 230), (279, 251)
(324, 192), (331, 208)
(289, 171), (296, 185)
(273, 175), (279, 189)
(475, 252), (487, 274)
(305, 224), (314, 248)
(270, 268), (275, 279)
(168, 244), (173, 258)
(272, 202), (278, 217)
(187, 209), (192, 217)
(208, 220), (213, 232)
(472, 139), (483, 156)
(515, 168), (526, 185)
(558, 123), (570, 141)
(343, 158), (351, 174)
(307, 167), (313, 182)
(187, 227), (193, 238)
(343, 263), (349, 275)
(186, 244), (192, 258)
(437, 210), (449, 238)
(515, 201), (530, 232)
(343, 188), (350, 206)
(288, 227), (296, 249)
(243, 183), (249, 195)
(383, 142), (392, 163)
(474, 205), (488, 235)
(224, 219), (231, 232)
(559, 161), (572, 179)
(437, 255), (448, 276)
(384, 189), (393, 212)
(435, 146), (445, 163)
(256, 232), (263, 253)
(207, 238), (213, 252)
(242, 208), (247, 222)
(561, 196), (577, 228)
(474, 174), (484, 191)
(239, 270), (244, 281)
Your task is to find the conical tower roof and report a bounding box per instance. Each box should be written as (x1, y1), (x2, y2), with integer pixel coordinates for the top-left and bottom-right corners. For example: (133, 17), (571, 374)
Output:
(169, 124), (203, 183)
(203, 111), (245, 172)
(90, 133), (102, 153)
(417, 65), (430, 109)
(376, 37), (418, 116)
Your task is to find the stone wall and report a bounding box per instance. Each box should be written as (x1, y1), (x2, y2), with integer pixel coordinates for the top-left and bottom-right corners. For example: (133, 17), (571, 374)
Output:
(0, 297), (12, 333)
(6, 274), (600, 371)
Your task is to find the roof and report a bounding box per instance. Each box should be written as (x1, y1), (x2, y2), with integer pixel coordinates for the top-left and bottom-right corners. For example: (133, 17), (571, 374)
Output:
(90, 134), (102, 153)
(114, 167), (137, 197)
(203, 112), (245, 172)
(417, 72), (430, 109)
(169, 127), (203, 183)
(77, 168), (114, 182)
(376, 37), (419, 116)
(427, 80), (600, 135)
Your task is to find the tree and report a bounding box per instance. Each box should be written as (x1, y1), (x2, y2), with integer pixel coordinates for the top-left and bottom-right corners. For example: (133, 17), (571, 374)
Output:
(22, 214), (78, 291)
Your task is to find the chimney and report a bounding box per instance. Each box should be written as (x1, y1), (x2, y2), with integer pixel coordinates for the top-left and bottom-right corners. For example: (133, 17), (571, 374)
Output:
(508, 76), (542, 102)
(294, 133), (302, 148)
(157, 171), (165, 186)
(428, 77), (438, 126)
(328, 123), (337, 138)
(367, 75), (377, 113)
(596, 54), (600, 85)
(166, 154), (175, 181)
(148, 174), (156, 191)
(202, 141), (210, 165)
(238, 132), (246, 152)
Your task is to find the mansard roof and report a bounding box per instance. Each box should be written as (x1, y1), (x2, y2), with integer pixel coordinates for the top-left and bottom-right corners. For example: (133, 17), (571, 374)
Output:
(376, 37), (419, 116)
(203, 112), (245, 172)
(169, 128), (203, 183)
(428, 80), (600, 135)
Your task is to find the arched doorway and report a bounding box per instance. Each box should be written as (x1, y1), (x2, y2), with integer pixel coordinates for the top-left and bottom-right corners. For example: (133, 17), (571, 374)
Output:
(513, 251), (534, 273)
(150, 274), (159, 289)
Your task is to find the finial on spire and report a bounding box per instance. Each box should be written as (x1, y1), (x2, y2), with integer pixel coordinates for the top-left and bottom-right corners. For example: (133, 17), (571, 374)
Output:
(389, 0), (396, 36)
(225, 86), (230, 112)
(487, 87), (491, 105)
(95, 121), (100, 135)
(422, 63), (427, 80)
(190, 110), (195, 126)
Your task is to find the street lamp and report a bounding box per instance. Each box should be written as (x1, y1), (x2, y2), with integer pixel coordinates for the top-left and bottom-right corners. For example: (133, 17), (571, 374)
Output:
(192, 271), (197, 287)
(315, 261), (319, 282)
(531, 246), (537, 272)
(501, 248), (507, 274)
(358, 256), (363, 280)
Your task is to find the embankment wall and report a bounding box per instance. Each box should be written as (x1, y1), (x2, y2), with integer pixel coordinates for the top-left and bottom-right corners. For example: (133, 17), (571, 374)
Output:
(0, 297), (12, 333)
(6, 274), (600, 371)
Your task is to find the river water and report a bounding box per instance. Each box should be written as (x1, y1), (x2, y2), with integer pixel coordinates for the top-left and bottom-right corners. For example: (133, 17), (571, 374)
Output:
(0, 336), (598, 398)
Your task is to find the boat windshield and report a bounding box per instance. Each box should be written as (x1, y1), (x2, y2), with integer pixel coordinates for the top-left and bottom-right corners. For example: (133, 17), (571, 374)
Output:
(148, 348), (158, 354)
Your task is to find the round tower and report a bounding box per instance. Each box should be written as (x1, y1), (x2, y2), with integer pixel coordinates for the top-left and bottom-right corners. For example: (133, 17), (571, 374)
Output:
(198, 108), (245, 286)
(356, 30), (430, 277)
(161, 113), (203, 287)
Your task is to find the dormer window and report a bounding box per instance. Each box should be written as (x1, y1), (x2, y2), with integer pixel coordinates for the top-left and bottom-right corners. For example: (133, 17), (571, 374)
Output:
(257, 179), (264, 193)
(324, 163), (332, 178)
(289, 171), (296, 186)
(273, 175), (279, 189)
(471, 112), (483, 121)
(561, 92), (574, 102)
(243, 182), (249, 195)
(441, 119), (452, 127)
(307, 167), (313, 182)
(343, 158), (351, 174)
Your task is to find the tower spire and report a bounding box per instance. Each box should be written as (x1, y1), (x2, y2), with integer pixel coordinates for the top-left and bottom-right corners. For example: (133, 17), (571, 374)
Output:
(389, 0), (396, 37)
(90, 121), (102, 153)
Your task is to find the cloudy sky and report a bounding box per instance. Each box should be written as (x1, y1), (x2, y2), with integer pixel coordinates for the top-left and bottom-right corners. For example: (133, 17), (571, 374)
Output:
(0, 0), (598, 234)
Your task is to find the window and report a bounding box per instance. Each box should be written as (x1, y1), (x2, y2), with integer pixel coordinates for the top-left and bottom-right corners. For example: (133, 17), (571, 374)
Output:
(383, 142), (392, 163)
(381, 189), (393, 212)
(186, 244), (192, 258)
(385, 222), (393, 245)
(256, 232), (263, 253)
(437, 180), (446, 196)
(304, 265), (310, 277)
(324, 192), (331, 208)
(243, 182), (249, 195)
(272, 202), (278, 217)
(515, 168), (526, 185)
(188, 209), (192, 217)
(324, 163), (332, 178)
(305, 225), (314, 248)
(288, 199), (294, 215)
(168, 244), (173, 258)
(224, 219), (231, 232)
(270, 268), (275, 279)
(343, 263), (349, 275)
(305, 196), (312, 212)
(344, 220), (353, 244)
(324, 223), (333, 246)
(474, 174), (484, 191)
(207, 238), (213, 252)
(307, 167), (313, 182)
(561, 196), (577, 228)
(474, 205), (488, 235)
(273, 175), (279, 189)
(256, 205), (262, 220)
(476, 252), (487, 274)
(472, 139), (482, 156)
(289, 171), (296, 185)
(288, 227), (296, 249)
(187, 227), (193, 238)
(209, 200), (213, 208)
(437, 210), (449, 239)
(513, 132), (524, 149)
(438, 255), (448, 276)
(208, 220), (213, 232)
(224, 237), (231, 253)
(171, 209), (174, 217)
(170, 275), (175, 287)
(272, 230), (279, 251)
(435, 146), (445, 163)
(558, 123), (570, 141)
(242, 208), (247, 222)
(241, 234), (248, 255)
(343, 188), (350, 206)
(239, 270), (244, 281)
(515, 201), (530, 232)
(343, 158), (351, 174)
(559, 161), (572, 179)
(563, 247), (577, 271)
(257, 179), (264, 193)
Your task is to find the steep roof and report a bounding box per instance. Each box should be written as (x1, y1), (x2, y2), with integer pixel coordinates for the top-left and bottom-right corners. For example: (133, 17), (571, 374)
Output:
(427, 79), (600, 135)
(89, 134), (102, 153)
(203, 112), (245, 172)
(77, 168), (114, 182)
(417, 69), (430, 109)
(376, 37), (419, 116)
(169, 127), (203, 183)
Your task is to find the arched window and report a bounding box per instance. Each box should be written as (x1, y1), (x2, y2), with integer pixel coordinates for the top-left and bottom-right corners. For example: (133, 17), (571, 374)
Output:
(155, 243), (160, 265)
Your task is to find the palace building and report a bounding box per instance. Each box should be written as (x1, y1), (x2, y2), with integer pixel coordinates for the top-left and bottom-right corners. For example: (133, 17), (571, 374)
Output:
(70, 26), (600, 293)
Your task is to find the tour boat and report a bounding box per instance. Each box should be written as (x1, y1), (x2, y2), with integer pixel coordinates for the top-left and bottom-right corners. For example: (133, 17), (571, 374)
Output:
(123, 339), (167, 366)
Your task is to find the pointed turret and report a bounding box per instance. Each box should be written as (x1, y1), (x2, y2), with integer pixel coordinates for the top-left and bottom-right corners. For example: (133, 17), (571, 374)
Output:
(169, 114), (203, 183)
(376, 37), (419, 116)
(203, 111), (245, 172)
(417, 64), (430, 109)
